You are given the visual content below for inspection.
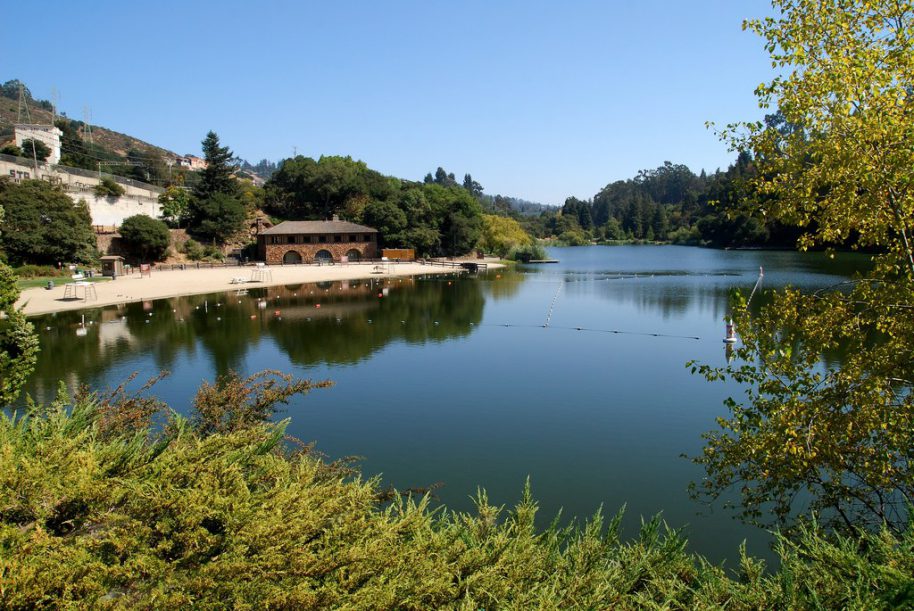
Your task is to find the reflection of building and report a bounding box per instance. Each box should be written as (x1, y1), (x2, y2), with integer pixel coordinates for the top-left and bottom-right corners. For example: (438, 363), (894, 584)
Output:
(14, 124), (62, 164)
(257, 216), (379, 264)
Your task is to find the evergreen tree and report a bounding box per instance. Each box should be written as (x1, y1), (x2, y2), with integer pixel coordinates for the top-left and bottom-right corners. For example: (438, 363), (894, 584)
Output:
(194, 131), (237, 200)
(188, 132), (244, 241)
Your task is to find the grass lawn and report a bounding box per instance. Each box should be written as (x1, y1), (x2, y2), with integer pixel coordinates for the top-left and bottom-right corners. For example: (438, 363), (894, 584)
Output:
(17, 276), (111, 290)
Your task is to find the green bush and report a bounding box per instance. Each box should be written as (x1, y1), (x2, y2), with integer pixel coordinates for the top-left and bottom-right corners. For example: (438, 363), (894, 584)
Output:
(507, 242), (546, 262)
(180, 238), (205, 261)
(1, 371), (913, 608)
(94, 177), (126, 198)
(11, 264), (65, 278)
(557, 229), (590, 246)
(118, 215), (171, 262)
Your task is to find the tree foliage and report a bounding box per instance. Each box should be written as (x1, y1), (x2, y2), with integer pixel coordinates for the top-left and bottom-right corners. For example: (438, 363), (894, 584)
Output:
(18, 139), (50, 163)
(193, 131), (237, 202)
(118, 215), (171, 261)
(264, 157), (486, 256)
(157, 186), (190, 227)
(0, 179), (96, 265)
(189, 192), (246, 243)
(264, 155), (394, 220)
(0, 204), (39, 406)
(94, 177), (126, 198)
(479, 214), (534, 258)
(692, 0), (914, 535)
(187, 132), (245, 242)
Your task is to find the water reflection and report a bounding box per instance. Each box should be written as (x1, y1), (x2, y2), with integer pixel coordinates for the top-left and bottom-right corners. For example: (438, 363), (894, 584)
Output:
(24, 274), (483, 401)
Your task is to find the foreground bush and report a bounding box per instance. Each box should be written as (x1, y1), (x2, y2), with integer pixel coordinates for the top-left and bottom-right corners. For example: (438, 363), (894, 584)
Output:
(1, 373), (912, 608)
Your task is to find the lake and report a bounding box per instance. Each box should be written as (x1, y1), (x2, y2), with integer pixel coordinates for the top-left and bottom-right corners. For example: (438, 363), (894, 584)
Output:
(22, 245), (870, 564)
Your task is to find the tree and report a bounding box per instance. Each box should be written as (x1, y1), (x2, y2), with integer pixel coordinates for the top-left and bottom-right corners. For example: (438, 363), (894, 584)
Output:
(0, 203), (39, 406)
(119, 214), (171, 261)
(158, 186), (191, 227)
(190, 192), (246, 242)
(693, 0), (914, 535)
(19, 139), (50, 163)
(0, 144), (23, 157)
(463, 173), (484, 198)
(479, 214), (534, 258)
(423, 183), (483, 256)
(0, 179), (96, 265)
(363, 199), (407, 247)
(263, 155), (393, 220)
(193, 131), (237, 201)
(187, 132), (246, 241)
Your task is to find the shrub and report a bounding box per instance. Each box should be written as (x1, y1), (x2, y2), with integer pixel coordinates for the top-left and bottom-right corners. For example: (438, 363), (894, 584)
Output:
(1, 373), (913, 608)
(119, 215), (171, 261)
(507, 242), (546, 262)
(11, 264), (65, 278)
(94, 177), (126, 198)
(181, 238), (205, 261)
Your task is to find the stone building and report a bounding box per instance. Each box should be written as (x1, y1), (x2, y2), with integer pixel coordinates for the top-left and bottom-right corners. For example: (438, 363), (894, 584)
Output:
(257, 218), (379, 264)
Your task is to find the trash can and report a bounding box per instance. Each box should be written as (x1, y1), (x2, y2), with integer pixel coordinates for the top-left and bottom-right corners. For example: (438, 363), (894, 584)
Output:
(46, 281), (55, 290)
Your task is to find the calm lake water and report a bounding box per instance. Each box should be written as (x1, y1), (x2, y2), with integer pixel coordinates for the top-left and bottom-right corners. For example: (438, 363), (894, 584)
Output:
(22, 245), (870, 564)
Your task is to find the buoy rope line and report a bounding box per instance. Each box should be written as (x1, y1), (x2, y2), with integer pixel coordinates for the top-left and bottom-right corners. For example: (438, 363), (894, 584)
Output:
(746, 266), (765, 307)
(476, 322), (700, 341)
(543, 282), (563, 328)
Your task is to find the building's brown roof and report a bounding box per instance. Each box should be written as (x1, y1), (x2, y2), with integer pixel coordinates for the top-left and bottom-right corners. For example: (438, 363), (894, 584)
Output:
(261, 220), (378, 235)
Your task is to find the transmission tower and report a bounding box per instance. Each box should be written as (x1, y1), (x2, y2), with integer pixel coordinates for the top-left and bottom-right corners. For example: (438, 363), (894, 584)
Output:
(17, 84), (32, 124)
(51, 87), (60, 123)
(16, 84), (40, 172)
(82, 106), (93, 143)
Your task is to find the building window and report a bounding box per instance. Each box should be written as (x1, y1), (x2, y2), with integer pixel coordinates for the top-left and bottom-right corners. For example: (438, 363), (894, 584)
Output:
(349, 235), (357, 242)
(311, 235), (318, 243)
(335, 235), (342, 243)
(320, 235), (327, 243)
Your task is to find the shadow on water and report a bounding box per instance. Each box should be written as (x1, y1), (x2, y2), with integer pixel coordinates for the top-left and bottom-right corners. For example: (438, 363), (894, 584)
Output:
(23, 273), (483, 402)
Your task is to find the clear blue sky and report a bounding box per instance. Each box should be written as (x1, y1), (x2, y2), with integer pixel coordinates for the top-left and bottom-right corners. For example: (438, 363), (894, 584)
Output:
(3, 0), (774, 204)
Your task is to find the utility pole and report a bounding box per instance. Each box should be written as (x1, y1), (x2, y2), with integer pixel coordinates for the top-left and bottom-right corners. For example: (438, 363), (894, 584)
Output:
(292, 145), (298, 157)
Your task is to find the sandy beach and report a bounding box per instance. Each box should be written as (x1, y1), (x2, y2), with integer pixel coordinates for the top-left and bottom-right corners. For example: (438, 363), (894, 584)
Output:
(16, 260), (504, 316)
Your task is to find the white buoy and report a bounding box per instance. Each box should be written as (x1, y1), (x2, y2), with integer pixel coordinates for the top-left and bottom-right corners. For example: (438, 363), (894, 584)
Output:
(723, 319), (737, 344)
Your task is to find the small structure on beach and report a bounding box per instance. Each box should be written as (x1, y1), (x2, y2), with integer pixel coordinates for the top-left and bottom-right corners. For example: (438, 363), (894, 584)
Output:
(257, 217), (379, 264)
(382, 248), (415, 261)
(100, 255), (125, 278)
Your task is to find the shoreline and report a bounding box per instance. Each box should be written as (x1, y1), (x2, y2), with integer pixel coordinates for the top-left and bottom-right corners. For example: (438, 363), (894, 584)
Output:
(16, 260), (504, 316)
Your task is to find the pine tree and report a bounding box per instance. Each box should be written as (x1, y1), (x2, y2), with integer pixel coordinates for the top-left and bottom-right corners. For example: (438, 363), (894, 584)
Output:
(194, 131), (237, 200)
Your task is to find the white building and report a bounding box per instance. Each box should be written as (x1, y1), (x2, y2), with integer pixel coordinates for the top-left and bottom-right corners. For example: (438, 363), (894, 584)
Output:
(14, 124), (63, 165)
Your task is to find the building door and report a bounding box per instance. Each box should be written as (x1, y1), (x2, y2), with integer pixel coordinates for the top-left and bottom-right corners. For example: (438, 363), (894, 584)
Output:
(345, 249), (361, 262)
(315, 249), (333, 263)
